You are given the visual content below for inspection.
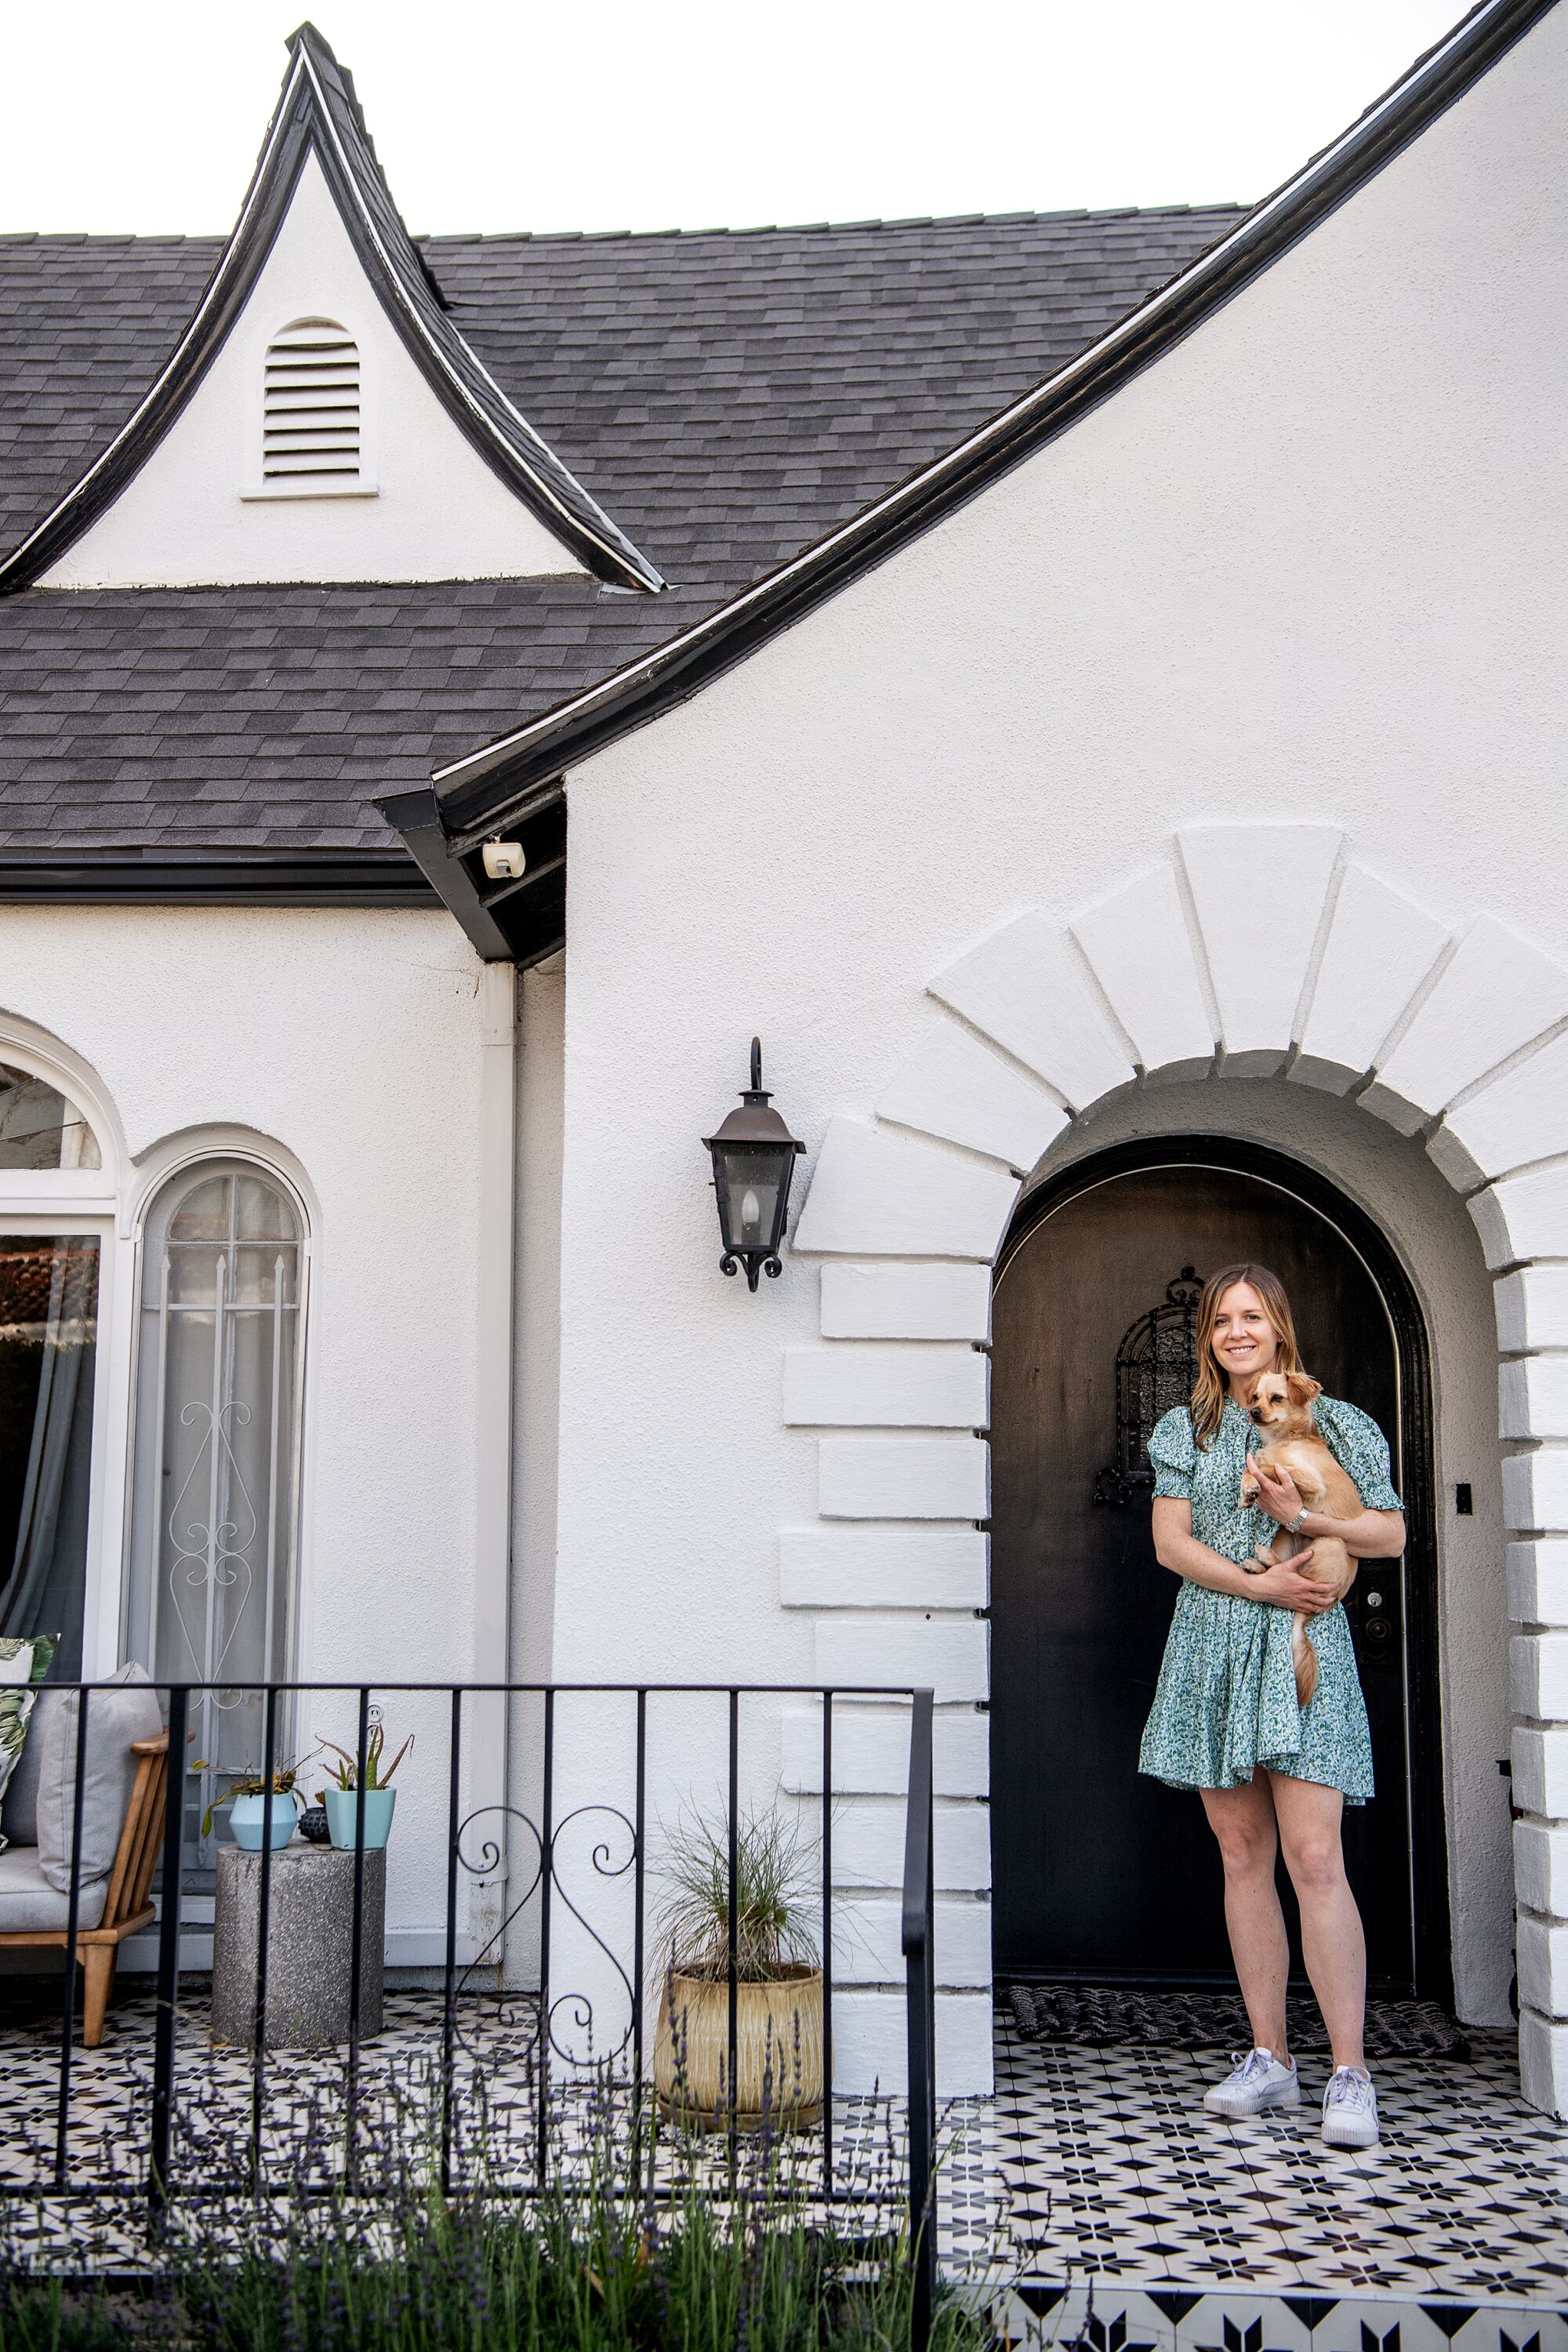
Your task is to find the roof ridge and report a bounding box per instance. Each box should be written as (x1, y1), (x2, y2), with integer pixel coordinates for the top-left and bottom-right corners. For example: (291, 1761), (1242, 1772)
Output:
(419, 202), (1247, 248)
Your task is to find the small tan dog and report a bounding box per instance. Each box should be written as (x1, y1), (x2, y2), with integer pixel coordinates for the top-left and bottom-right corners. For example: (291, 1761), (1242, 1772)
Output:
(1239, 1370), (1361, 1706)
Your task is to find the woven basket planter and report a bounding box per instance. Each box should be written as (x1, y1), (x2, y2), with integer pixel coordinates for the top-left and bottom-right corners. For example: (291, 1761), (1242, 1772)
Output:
(653, 1962), (824, 2129)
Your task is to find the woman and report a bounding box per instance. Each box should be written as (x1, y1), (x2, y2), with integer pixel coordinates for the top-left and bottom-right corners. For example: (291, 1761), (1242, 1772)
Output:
(1139, 1263), (1406, 2149)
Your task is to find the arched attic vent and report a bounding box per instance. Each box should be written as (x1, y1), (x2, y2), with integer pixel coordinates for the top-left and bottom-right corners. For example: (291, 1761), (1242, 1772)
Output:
(262, 318), (362, 488)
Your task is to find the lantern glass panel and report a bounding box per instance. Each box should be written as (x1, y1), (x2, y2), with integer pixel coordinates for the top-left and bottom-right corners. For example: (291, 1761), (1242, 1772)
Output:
(716, 1145), (792, 1254)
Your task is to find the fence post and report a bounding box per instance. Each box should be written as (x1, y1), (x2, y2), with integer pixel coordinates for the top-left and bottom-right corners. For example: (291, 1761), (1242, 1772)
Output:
(150, 1682), (189, 2218)
(901, 1687), (937, 2352)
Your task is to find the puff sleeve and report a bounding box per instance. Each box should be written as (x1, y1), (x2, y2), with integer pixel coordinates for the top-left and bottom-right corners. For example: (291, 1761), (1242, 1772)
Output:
(1148, 1407), (1198, 1502)
(1318, 1399), (1403, 1513)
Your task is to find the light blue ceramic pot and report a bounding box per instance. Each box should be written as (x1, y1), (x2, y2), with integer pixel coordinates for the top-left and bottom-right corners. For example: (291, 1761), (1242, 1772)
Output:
(228, 1793), (297, 1851)
(325, 1785), (397, 1850)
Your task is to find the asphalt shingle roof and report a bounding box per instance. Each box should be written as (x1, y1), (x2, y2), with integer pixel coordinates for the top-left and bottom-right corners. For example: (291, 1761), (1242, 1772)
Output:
(0, 206), (1242, 853)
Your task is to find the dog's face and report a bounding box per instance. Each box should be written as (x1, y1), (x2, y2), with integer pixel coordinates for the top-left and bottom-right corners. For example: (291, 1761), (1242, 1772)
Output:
(1247, 1369), (1323, 1433)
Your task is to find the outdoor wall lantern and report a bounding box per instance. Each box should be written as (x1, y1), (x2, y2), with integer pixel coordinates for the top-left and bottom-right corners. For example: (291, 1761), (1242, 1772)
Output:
(702, 1039), (805, 1291)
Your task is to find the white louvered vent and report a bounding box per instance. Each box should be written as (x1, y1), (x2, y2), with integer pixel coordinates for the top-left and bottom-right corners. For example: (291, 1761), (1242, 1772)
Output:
(261, 318), (361, 485)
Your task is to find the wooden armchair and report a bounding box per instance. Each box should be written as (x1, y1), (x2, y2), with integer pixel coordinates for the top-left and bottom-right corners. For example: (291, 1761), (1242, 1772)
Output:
(0, 1731), (169, 2045)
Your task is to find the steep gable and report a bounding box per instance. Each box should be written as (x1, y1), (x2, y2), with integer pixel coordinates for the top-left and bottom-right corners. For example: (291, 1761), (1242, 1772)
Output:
(3, 25), (659, 593)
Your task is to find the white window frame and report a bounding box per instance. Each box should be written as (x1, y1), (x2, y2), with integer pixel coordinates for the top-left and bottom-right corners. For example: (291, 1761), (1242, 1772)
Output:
(122, 1147), (314, 1711)
(0, 1031), (124, 1679)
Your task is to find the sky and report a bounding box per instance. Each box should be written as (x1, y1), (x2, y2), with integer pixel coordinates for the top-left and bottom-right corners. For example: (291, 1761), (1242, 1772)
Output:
(2, 1), (1468, 240)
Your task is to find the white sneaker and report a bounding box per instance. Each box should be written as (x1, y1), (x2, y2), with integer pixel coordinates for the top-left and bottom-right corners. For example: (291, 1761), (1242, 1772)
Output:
(1203, 2047), (1301, 2117)
(1322, 2065), (1379, 2147)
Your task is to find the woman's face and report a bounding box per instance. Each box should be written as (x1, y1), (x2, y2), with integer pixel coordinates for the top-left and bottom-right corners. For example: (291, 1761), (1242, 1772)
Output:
(1210, 1281), (1281, 1386)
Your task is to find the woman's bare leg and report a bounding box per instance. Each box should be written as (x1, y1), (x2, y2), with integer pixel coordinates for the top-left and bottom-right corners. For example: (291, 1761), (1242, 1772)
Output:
(1200, 1780), (1291, 2059)
(1269, 1771), (1366, 2071)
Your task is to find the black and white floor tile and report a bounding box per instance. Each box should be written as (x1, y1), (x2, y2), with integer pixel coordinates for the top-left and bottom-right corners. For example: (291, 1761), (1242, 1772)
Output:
(992, 2009), (1568, 2352)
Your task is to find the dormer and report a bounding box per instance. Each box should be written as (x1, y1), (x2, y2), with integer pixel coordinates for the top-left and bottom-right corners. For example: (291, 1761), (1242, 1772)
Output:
(1, 25), (660, 595)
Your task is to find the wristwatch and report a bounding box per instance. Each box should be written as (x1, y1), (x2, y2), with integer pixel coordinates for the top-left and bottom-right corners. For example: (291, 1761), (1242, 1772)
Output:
(1286, 1505), (1310, 1537)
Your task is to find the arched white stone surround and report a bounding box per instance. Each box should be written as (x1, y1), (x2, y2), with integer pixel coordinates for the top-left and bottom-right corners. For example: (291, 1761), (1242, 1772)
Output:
(788, 822), (1568, 2114)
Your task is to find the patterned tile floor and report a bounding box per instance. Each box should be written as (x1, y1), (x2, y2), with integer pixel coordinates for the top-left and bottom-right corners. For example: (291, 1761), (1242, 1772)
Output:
(992, 2007), (1568, 2352)
(2, 1978), (1564, 2352)
(0, 1980), (989, 2273)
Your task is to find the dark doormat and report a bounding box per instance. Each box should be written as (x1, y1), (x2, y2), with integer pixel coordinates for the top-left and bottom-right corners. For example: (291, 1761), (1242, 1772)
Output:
(1007, 1982), (1471, 2060)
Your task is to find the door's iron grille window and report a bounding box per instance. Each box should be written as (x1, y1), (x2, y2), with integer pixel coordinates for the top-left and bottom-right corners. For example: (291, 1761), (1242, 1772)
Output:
(1092, 1265), (1203, 1508)
(127, 1165), (304, 1869)
(262, 318), (360, 484)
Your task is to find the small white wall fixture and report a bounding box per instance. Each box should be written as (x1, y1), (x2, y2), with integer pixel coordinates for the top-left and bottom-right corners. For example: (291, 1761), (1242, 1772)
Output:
(788, 822), (1568, 2114)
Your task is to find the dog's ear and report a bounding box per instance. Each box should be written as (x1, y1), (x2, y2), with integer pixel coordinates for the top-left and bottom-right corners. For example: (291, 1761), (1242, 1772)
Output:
(1285, 1371), (1322, 1405)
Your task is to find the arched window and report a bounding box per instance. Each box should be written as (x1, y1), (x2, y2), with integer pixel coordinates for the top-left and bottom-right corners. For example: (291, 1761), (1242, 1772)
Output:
(261, 318), (361, 487)
(125, 1162), (307, 1861)
(0, 1054), (110, 1680)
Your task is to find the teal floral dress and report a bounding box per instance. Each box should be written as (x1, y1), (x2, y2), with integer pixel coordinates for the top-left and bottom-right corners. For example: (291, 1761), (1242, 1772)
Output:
(1138, 1396), (1401, 1803)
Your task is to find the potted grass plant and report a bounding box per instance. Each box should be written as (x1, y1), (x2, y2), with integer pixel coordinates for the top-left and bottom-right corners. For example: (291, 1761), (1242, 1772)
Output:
(314, 1717), (413, 1852)
(653, 1801), (823, 2131)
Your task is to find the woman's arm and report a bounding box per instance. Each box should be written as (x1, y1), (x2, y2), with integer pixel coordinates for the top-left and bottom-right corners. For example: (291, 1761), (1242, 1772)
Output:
(1246, 1459), (1406, 1559)
(1151, 1497), (1339, 1611)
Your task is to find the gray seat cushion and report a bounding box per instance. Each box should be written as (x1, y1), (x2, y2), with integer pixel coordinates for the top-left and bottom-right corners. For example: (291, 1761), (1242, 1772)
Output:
(0, 1845), (107, 1933)
(1, 1685), (64, 1849)
(36, 1663), (162, 1895)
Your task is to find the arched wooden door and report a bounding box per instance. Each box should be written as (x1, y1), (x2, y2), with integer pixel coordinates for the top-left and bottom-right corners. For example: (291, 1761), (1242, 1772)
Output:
(989, 1140), (1448, 1999)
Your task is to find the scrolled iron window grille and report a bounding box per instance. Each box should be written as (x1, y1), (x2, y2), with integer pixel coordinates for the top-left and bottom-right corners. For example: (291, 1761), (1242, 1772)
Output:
(1091, 1265), (1204, 1508)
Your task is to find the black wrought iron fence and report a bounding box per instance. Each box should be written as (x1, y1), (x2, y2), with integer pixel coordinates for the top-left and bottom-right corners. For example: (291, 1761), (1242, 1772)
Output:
(2, 1677), (938, 2328)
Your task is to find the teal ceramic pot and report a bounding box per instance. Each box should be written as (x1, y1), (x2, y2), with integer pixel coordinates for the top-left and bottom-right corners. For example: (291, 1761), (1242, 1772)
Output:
(228, 1793), (296, 1851)
(325, 1786), (397, 1850)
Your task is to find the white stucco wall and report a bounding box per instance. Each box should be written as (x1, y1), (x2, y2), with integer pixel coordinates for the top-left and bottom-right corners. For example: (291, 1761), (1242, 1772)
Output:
(41, 152), (585, 588)
(543, 4), (1568, 2092)
(0, 906), (509, 1962)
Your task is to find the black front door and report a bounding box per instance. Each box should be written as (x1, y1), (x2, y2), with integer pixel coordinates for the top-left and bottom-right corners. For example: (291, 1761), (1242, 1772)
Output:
(989, 1146), (1444, 1996)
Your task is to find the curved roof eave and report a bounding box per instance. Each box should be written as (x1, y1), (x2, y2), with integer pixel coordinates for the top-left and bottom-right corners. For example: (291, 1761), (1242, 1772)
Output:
(0, 22), (662, 597)
(418, 0), (1552, 851)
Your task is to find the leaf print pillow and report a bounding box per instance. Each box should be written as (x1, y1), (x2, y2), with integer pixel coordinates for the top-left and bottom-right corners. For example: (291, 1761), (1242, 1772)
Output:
(0, 1633), (57, 1853)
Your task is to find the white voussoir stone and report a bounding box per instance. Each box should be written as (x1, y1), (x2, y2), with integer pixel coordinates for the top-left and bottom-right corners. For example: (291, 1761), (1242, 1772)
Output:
(780, 1701), (989, 1795)
(1495, 1268), (1568, 1353)
(818, 1433), (989, 1520)
(1432, 1026), (1568, 1189)
(1513, 1726), (1568, 1819)
(1500, 1359), (1568, 1442)
(779, 1527), (988, 1610)
(791, 1117), (1018, 1259)
(1471, 1166), (1568, 1272)
(927, 909), (1134, 1112)
(877, 1023), (1067, 1171)
(829, 1797), (991, 1891)
(820, 1261), (992, 1341)
(1508, 1541), (1568, 1627)
(1511, 1632), (1568, 1722)
(1519, 2006), (1568, 2115)
(1519, 1926), (1568, 2020)
(1365, 916), (1568, 1135)
(1292, 864), (1450, 1094)
(1178, 824), (1341, 1075)
(1515, 1820), (1568, 1918)
(783, 1345), (988, 1430)
(812, 1613), (988, 1704)
(1504, 1452), (1568, 1535)
(833, 1895), (992, 1987)
(1069, 866), (1214, 1081)
(833, 1989), (993, 2097)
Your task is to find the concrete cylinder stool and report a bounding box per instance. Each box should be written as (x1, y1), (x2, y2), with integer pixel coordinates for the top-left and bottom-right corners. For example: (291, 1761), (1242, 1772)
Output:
(211, 1842), (385, 2050)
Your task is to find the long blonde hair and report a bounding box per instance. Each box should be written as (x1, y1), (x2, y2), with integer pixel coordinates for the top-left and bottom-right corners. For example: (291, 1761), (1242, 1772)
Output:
(1190, 1262), (1304, 1448)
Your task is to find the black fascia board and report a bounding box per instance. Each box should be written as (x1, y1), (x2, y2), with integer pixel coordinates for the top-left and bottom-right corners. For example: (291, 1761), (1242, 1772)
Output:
(425, 0), (1555, 847)
(0, 24), (662, 597)
(0, 853), (438, 906)
(377, 782), (568, 963)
